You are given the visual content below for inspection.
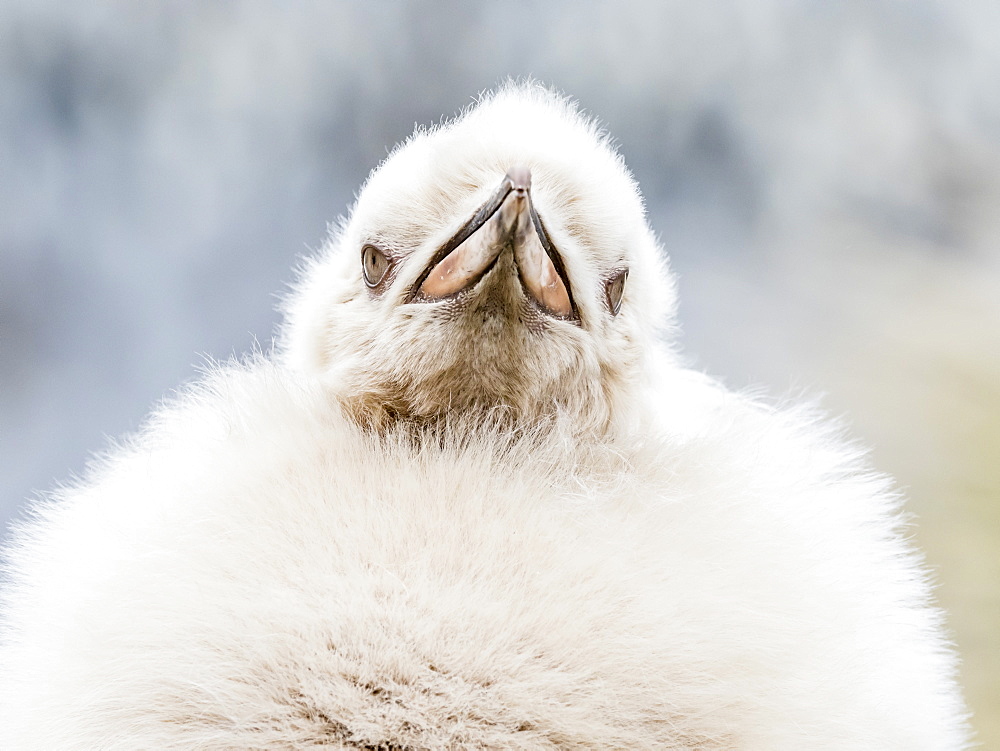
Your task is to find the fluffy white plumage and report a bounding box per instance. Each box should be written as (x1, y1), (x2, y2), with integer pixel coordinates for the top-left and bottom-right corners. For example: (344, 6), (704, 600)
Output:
(0, 84), (970, 749)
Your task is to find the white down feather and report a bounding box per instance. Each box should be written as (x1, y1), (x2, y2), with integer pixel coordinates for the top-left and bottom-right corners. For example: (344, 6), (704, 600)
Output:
(0, 84), (970, 749)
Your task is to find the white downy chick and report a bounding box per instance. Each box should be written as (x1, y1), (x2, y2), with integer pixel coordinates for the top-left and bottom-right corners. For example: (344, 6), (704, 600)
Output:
(0, 83), (970, 749)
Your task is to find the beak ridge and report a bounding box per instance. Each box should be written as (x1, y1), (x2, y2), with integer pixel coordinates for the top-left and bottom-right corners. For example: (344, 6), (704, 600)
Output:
(412, 169), (576, 319)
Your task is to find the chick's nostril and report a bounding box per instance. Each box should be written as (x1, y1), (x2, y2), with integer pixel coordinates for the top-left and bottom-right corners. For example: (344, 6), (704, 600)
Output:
(505, 166), (532, 193)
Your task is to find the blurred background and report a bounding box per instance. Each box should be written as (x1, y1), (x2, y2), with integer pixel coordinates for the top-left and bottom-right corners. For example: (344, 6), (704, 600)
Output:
(1, 0), (997, 742)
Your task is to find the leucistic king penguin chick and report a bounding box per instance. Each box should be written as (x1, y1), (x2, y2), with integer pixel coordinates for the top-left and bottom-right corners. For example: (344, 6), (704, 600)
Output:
(0, 84), (970, 750)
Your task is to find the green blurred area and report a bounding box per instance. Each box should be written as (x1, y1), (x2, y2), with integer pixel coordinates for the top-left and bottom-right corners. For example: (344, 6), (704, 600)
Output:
(856, 290), (1000, 746)
(685, 220), (1000, 745)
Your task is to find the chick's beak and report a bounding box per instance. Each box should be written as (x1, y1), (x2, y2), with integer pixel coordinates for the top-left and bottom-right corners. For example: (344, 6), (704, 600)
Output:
(410, 168), (575, 319)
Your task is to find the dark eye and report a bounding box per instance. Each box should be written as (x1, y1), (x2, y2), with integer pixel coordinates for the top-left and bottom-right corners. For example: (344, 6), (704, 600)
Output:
(605, 269), (627, 316)
(362, 244), (391, 288)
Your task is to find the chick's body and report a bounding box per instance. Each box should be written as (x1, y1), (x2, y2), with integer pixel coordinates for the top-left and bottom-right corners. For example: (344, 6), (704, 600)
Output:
(0, 85), (969, 749)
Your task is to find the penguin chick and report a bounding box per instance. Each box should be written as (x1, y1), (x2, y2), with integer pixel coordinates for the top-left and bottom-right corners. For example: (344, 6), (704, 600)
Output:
(0, 84), (971, 750)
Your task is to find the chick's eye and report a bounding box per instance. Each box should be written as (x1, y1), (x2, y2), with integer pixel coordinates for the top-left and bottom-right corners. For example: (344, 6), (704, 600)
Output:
(606, 269), (627, 316)
(362, 244), (391, 288)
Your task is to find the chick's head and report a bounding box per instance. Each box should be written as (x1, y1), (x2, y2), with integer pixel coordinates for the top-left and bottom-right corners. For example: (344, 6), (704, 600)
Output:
(282, 84), (675, 433)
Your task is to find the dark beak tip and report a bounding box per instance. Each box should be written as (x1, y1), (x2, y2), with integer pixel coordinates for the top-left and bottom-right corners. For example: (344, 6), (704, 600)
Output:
(505, 166), (532, 193)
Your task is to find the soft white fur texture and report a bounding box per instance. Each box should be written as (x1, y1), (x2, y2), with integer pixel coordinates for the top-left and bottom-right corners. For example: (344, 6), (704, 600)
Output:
(0, 84), (970, 749)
